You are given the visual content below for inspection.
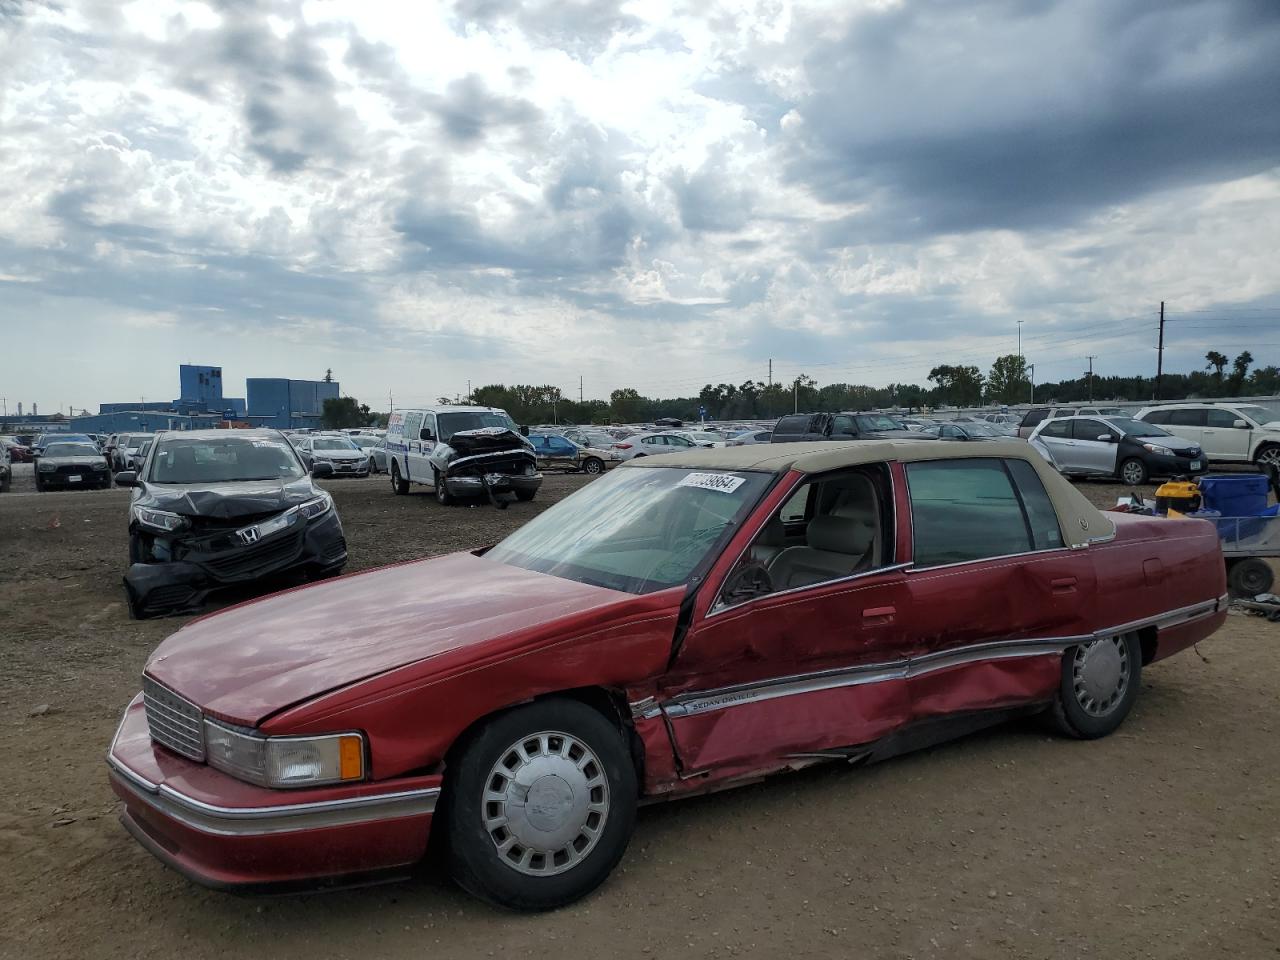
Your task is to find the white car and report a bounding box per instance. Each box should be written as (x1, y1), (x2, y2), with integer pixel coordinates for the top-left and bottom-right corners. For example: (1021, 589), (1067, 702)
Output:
(1135, 402), (1280, 469)
(611, 431), (701, 461)
(672, 430), (728, 448)
(293, 434), (371, 477)
(349, 434), (384, 472)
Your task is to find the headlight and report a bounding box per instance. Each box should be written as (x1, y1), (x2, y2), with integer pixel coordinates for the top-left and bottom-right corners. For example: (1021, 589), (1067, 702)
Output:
(296, 492), (332, 520)
(38, 461), (54, 472)
(1142, 442), (1174, 456)
(204, 719), (365, 788)
(132, 506), (188, 532)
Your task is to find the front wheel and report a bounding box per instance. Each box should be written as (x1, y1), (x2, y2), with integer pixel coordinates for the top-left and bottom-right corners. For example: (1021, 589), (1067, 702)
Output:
(446, 698), (637, 911)
(1119, 457), (1148, 486)
(435, 469), (454, 505)
(1049, 633), (1142, 739)
(390, 461), (409, 495)
(1255, 444), (1280, 471)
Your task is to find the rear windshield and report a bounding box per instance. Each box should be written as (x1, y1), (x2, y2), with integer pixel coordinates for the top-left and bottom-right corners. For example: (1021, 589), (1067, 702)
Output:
(149, 436), (304, 484)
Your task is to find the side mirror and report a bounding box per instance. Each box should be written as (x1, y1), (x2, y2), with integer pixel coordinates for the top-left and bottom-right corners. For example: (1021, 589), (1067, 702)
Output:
(311, 461), (334, 478)
(1097, 433), (1116, 442)
(1233, 419), (1248, 429)
(114, 471), (139, 487)
(419, 428), (434, 441)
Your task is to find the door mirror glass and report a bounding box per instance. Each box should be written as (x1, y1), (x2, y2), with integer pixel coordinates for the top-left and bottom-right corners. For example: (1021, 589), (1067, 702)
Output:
(1233, 419), (1248, 429)
(1097, 433), (1115, 442)
(114, 471), (138, 487)
(419, 428), (434, 441)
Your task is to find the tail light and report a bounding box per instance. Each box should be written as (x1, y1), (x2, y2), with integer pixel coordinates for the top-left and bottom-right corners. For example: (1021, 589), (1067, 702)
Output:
(614, 443), (632, 450)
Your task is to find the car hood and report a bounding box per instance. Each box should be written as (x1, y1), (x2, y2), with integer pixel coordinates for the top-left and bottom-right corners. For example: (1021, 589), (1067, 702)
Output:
(143, 552), (648, 726)
(138, 477), (319, 519)
(445, 427), (531, 456)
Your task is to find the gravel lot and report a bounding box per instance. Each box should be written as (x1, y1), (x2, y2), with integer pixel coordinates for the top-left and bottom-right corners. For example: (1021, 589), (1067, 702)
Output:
(1, 463), (1277, 960)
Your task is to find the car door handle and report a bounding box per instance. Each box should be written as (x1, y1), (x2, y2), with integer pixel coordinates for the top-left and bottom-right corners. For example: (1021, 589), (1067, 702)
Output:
(862, 606), (896, 625)
(1050, 576), (1078, 595)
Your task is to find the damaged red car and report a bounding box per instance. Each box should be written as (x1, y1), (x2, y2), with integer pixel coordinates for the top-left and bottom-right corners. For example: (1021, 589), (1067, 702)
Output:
(108, 441), (1228, 909)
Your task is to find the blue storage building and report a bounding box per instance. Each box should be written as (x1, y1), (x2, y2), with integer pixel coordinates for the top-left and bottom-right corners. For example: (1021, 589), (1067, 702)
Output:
(179, 364), (224, 409)
(246, 377), (339, 429)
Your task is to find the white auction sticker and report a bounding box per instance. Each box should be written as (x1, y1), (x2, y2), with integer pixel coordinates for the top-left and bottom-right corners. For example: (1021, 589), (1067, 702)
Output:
(678, 472), (746, 494)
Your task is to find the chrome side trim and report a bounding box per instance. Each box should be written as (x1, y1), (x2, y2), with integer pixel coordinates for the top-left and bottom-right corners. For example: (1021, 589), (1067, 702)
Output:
(108, 755), (439, 837)
(708, 562), (913, 618)
(661, 596), (1226, 720)
(629, 696), (662, 721)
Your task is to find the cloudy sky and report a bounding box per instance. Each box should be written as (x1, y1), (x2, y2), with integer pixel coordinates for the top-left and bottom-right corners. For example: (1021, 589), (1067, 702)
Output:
(1, 0), (1278, 415)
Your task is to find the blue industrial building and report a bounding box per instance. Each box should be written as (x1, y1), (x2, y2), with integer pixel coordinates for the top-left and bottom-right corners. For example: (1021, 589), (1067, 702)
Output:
(67, 410), (224, 434)
(246, 378), (340, 429)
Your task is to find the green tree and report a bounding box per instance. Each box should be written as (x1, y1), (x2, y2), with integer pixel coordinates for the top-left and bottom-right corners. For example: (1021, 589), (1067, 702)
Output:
(987, 354), (1031, 404)
(1205, 351), (1229, 383)
(1227, 351), (1254, 395)
(928, 364), (985, 406)
(321, 396), (370, 429)
(610, 387), (646, 423)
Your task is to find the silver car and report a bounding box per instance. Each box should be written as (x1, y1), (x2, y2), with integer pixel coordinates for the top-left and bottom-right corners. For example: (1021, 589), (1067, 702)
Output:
(293, 434), (372, 477)
(350, 434), (386, 473)
(1029, 415), (1206, 485)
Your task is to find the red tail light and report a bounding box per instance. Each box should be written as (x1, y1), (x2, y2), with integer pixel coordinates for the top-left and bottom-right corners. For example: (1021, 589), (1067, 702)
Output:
(614, 442), (632, 450)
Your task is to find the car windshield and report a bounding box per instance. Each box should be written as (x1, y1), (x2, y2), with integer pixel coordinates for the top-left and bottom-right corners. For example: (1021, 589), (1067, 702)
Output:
(1236, 404), (1280, 425)
(486, 466), (771, 594)
(148, 436), (304, 483)
(1112, 418), (1170, 438)
(45, 443), (99, 457)
(854, 414), (905, 431)
(438, 411), (518, 439)
(313, 437), (358, 451)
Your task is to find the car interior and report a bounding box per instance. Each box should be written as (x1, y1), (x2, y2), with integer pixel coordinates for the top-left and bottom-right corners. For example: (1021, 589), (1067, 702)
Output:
(722, 467), (893, 603)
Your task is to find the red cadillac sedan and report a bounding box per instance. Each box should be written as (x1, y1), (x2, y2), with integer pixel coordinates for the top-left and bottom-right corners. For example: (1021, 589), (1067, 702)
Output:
(108, 440), (1227, 909)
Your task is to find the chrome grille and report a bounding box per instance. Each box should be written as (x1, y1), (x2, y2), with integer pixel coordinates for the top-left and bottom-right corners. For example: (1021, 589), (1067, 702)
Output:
(142, 675), (206, 761)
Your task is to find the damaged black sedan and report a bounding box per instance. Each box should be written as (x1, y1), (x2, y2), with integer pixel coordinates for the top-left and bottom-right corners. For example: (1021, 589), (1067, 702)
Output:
(116, 430), (347, 618)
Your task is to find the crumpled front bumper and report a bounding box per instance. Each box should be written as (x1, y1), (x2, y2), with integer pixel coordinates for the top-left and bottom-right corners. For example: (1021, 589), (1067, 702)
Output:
(443, 473), (542, 497)
(124, 511), (347, 618)
(107, 694), (441, 892)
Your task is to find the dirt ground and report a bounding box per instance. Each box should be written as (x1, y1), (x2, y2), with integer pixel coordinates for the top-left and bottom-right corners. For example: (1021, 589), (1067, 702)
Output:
(1, 463), (1277, 960)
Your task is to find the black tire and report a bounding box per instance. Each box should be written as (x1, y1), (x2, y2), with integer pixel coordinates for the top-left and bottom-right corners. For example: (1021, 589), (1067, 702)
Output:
(390, 461), (409, 495)
(1118, 457), (1148, 486)
(0, 474), (9, 493)
(1227, 557), (1274, 598)
(446, 698), (637, 911)
(1255, 443), (1280, 473)
(514, 488), (537, 502)
(1049, 633), (1142, 739)
(581, 458), (604, 476)
(435, 469), (454, 506)
(128, 531), (146, 564)
(34, 476), (43, 492)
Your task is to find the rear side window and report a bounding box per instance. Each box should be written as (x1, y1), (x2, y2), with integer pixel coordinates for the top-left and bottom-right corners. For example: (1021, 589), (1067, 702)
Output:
(773, 415), (807, 436)
(906, 459), (1059, 567)
(1168, 409), (1207, 427)
(1142, 410), (1170, 424)
(1005, 459), (1064, 550)
(1020, 408), (1049, 427)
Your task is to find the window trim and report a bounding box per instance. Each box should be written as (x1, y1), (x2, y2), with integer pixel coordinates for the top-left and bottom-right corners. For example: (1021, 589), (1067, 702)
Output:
(903, 456), (1068, 571)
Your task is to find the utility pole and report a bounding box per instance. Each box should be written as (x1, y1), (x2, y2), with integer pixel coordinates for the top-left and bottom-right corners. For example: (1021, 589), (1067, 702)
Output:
(793, 378), (799, 414)
(1028, 364), (1035, 404)
(466, 380), (471, 402)
(579, 376), (583, 404)
(1017, 320), (1024, 359)
(388, 388), (394, 415)
(768, 359), (772, 387)
(1086, 356), (1097, 401)
(1154, 301), (1165, 401)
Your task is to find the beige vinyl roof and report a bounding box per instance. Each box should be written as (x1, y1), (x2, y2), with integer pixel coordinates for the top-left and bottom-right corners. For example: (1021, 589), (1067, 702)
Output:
(623, 438), (1115, 548)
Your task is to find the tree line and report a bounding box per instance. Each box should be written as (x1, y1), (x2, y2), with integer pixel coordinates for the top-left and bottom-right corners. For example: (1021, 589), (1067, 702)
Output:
(322, 350), (1278, 428)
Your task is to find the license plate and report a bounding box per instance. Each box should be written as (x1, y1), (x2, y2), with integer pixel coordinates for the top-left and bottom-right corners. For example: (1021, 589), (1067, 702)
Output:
(1191, 460), (1202, 470)
(68, 475), (81, 483)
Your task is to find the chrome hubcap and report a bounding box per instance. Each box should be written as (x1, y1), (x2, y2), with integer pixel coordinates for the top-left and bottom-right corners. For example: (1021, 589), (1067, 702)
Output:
(1122, 462), (1143, 483)
(1260, 447), (1280, 468)
(1073, 637), (1130, 716)
(483, 731), (609, 877)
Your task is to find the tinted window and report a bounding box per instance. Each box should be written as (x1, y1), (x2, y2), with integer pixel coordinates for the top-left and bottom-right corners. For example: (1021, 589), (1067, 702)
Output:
(906, 459), (1033, 566)
(1040, 419), (1072, 439)
(45, 443), (99, 457)
(830, 415), (855, 436)
(1168, 409), (1207, 427)
(1206, 409), (1240, 428)
(1020, 409), (1049, 427)
(773, 415), (807, 436)
(1006, 459), (1064, 550)
(1071, 419), (1113, 441)
(1142, 410), (1171, 424)
(1054, 409), (1077, 417)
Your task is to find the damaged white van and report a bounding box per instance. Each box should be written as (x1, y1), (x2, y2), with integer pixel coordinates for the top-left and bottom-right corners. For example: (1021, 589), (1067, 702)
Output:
(385, 406), (542, 505)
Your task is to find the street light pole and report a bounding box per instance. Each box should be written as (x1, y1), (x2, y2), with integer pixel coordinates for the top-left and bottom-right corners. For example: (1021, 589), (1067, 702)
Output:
(1028, 364), (1035, 404)
(1017, 320), (1024, 359)
(1086, 355), (1097, 402)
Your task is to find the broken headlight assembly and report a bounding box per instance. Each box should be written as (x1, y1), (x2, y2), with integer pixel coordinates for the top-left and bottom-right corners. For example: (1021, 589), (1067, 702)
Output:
(295, 492), (332, 521)
(132, 506), (189, 533)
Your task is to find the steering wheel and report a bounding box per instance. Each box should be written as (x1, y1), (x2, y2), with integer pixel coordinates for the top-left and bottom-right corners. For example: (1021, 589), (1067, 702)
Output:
(720, 560), (775, 605)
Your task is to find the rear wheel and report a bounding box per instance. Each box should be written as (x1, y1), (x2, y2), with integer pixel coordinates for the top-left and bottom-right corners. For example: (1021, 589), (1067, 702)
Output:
(435, 469), (454, 505)
(1227, 557), (1275, 598)
(390, 461), (409, 495)
(1050, 633), (1141, 739)
(581, 458), (604, 475)
(446, 698), (637, 911)
(1119, 457), (1148, 486)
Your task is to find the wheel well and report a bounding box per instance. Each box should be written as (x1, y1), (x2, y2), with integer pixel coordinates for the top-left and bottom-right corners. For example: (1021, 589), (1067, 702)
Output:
(1137, 625), (1158, 665)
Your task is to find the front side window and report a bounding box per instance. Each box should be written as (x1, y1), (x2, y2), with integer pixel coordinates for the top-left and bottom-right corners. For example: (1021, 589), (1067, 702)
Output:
(1072, 419), (1114, 441)
(1206, 409), (1241, 428)
(1040, 419), (1072, 439)
(906, 458), (1060, 567)
(486, 467), (770, 594)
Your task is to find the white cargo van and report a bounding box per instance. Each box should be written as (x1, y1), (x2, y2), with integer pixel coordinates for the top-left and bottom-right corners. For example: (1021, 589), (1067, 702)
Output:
(385, 405), (542, 505)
